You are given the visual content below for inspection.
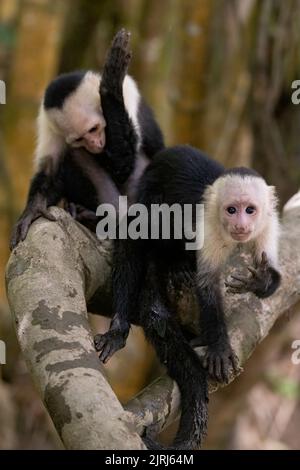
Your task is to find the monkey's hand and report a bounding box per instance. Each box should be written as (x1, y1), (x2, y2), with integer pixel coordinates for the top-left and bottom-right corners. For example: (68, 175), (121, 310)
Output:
(225, 252), (281, 298)
(10, 203), (56, 251)
(100, 28), (132, 100)
(64, 202), (98, 232)
(94, 314), (130, 364)
(202, 339), (239, 383)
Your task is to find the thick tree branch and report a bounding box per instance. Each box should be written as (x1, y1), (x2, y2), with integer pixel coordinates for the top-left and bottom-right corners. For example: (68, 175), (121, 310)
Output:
(6, 208), (145, 450)
(6, 191), (300, 449)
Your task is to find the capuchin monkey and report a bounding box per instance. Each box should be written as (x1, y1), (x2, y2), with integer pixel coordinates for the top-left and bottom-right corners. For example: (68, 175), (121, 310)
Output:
(10, 29), (164, 249)
(95, 145), (281, 449)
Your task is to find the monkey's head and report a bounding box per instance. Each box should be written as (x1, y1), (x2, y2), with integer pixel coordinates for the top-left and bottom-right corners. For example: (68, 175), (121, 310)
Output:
(45, 71), (106, 154)
(207, 172), (277, 244)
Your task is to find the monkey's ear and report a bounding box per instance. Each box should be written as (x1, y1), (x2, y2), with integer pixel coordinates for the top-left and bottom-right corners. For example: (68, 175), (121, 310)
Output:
(268, 185), (279, 210)
(203, 184), (216, 206)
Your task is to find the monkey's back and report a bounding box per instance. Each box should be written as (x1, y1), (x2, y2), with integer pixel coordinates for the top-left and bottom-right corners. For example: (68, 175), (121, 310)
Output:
(135, 145), (224, 260)
(137, 145), (224, 207)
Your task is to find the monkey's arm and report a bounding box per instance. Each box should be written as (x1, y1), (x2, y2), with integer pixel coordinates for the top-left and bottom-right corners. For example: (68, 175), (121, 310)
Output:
(192, 273), (239, 383)
(10, 160), (63, 249)
(95, 237), (145, 363)
(99, 29), (138, 185)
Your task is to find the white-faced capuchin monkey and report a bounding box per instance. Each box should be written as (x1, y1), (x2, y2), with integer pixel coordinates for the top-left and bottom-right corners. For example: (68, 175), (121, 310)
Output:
(94, 145), (281, 450)
(10, 29), (164, 249)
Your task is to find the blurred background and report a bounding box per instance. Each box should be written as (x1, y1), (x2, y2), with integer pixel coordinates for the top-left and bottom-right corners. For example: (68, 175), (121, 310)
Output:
(1, 0), (300, 450)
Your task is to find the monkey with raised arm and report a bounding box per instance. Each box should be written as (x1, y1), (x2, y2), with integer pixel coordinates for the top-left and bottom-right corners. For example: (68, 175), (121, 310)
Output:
(11, 29), (164, 249)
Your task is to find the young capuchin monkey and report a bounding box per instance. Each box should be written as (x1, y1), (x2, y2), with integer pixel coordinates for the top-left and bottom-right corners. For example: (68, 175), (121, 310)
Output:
(10, 29), (164, 249)
(95, 146), (281, 449)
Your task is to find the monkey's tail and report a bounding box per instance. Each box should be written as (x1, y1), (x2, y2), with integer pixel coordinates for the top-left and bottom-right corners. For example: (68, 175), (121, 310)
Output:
(142, 315), (209, 450)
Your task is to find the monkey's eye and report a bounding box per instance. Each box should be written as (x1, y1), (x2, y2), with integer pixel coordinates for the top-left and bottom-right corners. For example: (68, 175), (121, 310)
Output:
(89, 125), (99, 133)
(226, 207), (236, 215)
(246, 206), (256, 214)
(75, 137), (83, 143)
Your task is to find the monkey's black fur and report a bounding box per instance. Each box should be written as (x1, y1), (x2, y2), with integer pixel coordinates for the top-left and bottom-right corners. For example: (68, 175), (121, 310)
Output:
(44, 71), (85, 110)
(95, 147), (225, 449)
(223, 166), (260, 178)
(97, 145), (281, 449)
(11, 30), (164, 249)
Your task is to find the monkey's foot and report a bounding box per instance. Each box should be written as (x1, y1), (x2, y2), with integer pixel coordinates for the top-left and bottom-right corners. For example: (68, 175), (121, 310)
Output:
(100, 28), (132, 99)
(65, 202), (98, 231)
(202, 340), (239, 383)
(225, 251), (280, 298)
(94, 324), (130, 363)
(10, 206), (56, 251)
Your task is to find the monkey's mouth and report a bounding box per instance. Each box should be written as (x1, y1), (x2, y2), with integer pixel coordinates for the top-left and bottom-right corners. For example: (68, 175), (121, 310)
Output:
(89, 146), (104, 154)
(230, 231), (251, 241)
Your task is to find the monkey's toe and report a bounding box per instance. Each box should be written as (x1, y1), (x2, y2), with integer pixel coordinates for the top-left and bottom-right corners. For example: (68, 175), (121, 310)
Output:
(94, 330), (127, 363)
(101, 29), (132, 99)
(109, 29), (131, 68)
(112, 28), (130, 50)
(203, 342), (239, 383)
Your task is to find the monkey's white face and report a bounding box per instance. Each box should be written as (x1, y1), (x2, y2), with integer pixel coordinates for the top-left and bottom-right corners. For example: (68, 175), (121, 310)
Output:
(216, 176), (270, 244)
(55, 108), (107, 154)
(68, 117), (106, 154)
(221, 197), (259, 242)
(49, 71), (107, 154)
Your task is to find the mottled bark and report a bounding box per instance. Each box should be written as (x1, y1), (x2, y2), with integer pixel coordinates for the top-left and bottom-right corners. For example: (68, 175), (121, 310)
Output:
(6, 190), (300, 449)
(6, 208), (145, 450)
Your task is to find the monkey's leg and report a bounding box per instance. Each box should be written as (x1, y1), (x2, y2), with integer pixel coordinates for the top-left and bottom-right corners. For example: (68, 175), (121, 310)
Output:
(99, 29), (138, 184)
(94, 238), (146, 363)
(10, 161), (63, 250)
(139, 266), (208, 450)
(194, 283), (239, 383)
(100, 29), (131, 101)
(225, 251), (281, 299)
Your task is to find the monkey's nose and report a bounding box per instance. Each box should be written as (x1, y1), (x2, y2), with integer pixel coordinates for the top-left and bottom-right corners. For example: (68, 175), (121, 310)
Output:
(92, 139), (104, 150)
(234, 225), (247, 233)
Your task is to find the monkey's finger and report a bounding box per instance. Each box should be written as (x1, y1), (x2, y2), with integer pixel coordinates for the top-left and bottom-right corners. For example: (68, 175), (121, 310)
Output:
(225, 280), (245, 289)
(94, 334), (106, 352)
(247, 266), (258, 277)
(99, 344), (112, 364)
(225, 280), (241, 288)
(208, 357), (217, 379)
(230, 354), (240, 375)
(226, 286), (247, 295)
(220, 359), (230, 384)
(231, 354), (243, 375)
(9, 237), (16, 251)
(20, 217), (33, 242)
(230, 274), (249, 283)
(214, 357), (222, 383)
(113, 28), (130, 47)
(202, 355), (208, 369)
(261, 251), (268, 265)
(77, 210), (98, 222)
(10, 224), (22, 250)
(40, 209), (57, 222)
(68, 202), (77, 219)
